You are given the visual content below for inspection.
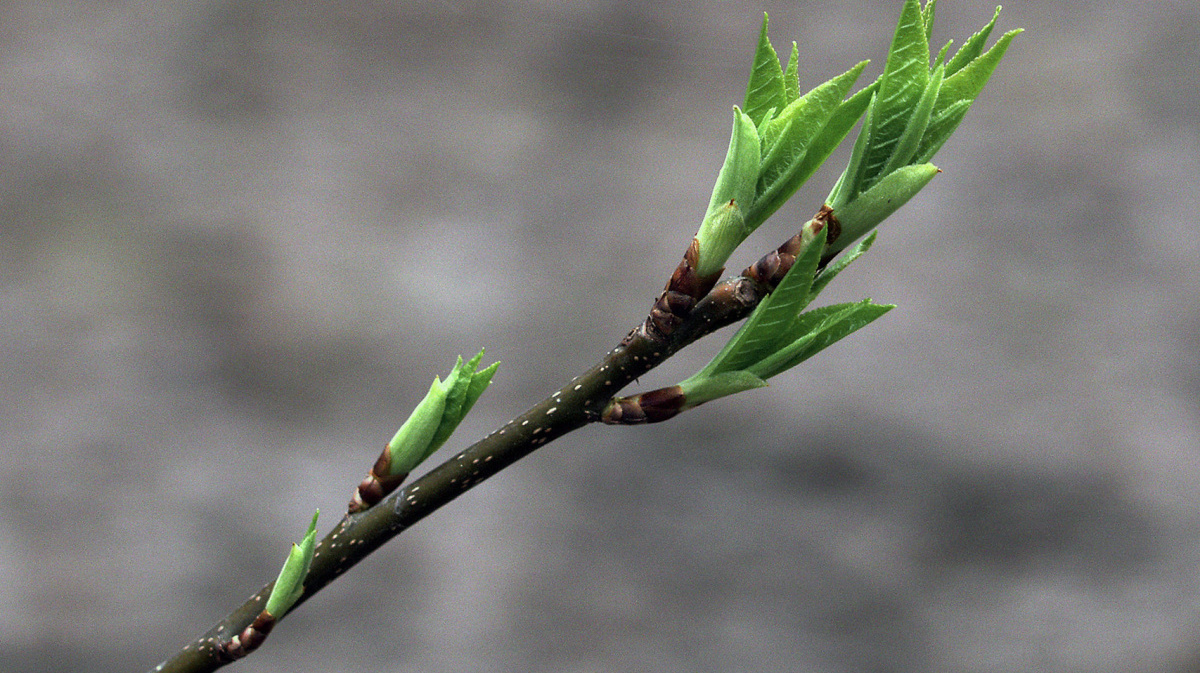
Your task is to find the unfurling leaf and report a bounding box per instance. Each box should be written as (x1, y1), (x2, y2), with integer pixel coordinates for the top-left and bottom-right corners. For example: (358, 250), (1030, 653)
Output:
(751, 61), (868, 225)
(695, 107), (760, 276)
(743, 14), (787, 127)
(914, 26), (1022, 163)
(388, 349), (498, 477)
(833, 162), (940, 249)
(265, 510), (320, 618)
(826, 1), (1018, 253)
(856, 0), (930, 194)
(386, 377), (449, 476)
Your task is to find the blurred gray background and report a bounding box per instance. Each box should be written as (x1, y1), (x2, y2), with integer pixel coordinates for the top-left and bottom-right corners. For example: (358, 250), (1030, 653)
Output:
(2, 0), (1198, 671)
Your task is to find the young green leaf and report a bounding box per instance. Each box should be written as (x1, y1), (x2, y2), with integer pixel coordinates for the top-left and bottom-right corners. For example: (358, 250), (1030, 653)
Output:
(264, 510), (320, 618)
(911, 100), (970, 166)
(695, 201), (746, 280)
(913, 27), (1022, 163)
(706, 107), (760, 216)
(828, 91), (878, 209)
(945, 5), (1000, 76)
(430, 354), (470, 449)
(675, 295), (894, 411)
(427, 349), (499, 463)
(436, 355), (473, 437)
(751, 61), (868, 225)
(833, 162), (939, 250)
(801, 75), (880, 208)
(606, 1), (1017, 426)
(386, 376), (449, 476)
(879, 63), (944, 177)
(784, 42), (800, 104)
(462, 358), (500, 416)
(857, 0), (929, 193)
(811, 231), (877, 297)
(678, 370), (769, 409)
(934, 39), (953, 69)
(922, 0), (938, 39)
(744, 14), (787, 127)
(697, 226), (826, 377)
(749, 300), (894, 377)
(349, 351), (497, 513)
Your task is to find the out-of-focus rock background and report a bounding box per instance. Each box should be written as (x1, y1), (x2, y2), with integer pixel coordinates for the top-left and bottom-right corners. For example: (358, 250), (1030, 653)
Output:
(2, 1), (1199, 671)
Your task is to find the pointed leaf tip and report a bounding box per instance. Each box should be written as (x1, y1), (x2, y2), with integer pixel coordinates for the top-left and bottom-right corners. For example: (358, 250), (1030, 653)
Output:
(784, 42), (800, 103)
(265, 509), (320, 618)
(744, 13), (786, 127)
(751, 60), (869, 225)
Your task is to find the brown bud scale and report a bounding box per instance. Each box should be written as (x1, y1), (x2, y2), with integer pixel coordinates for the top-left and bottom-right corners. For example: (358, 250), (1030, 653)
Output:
(220, 610), (276, 661)
(347, 445), (410, 513)
(814, 204), (840, 246)
(644, 239), (724, 340)
(601, 385), (685, 425)
(744, 236), (799, 287)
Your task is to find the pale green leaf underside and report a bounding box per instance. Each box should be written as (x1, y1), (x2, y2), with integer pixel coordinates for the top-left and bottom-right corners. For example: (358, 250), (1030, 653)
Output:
(835, 162), (939, 243)
(680, 370), (769, 408)
(749, 300), (894, 377)
(388, 377), (448, 475)
(265, 510), (320, 617)
(705, 107), (761, 217)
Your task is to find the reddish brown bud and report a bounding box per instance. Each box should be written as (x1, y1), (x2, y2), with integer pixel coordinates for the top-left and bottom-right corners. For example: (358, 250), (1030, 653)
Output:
(636, 386), (686, 423)
(648, 291), (690, 338)
(814, 204), (840, 245)
(347, 446), (409, 513)
(744, 237), (798, 287)
(645, 239), (725, 340)
(601, 386), (685, 425)
(220, 610), (276, 661)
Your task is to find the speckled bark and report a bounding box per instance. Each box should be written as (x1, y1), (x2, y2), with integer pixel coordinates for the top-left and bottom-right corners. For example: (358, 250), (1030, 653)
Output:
(151, 207), (846, 673)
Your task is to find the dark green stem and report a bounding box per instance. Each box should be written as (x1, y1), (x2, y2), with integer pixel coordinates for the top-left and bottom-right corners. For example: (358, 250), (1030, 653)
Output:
(151, 327), (675, 673)
(149, 216), (835, 673)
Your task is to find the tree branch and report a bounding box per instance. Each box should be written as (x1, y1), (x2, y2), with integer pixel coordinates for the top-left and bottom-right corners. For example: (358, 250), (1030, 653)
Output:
(149, 213), (822, 673)
(148, 1), (1020, 665)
